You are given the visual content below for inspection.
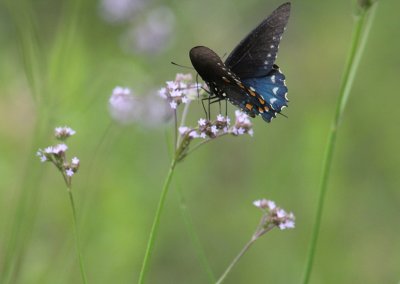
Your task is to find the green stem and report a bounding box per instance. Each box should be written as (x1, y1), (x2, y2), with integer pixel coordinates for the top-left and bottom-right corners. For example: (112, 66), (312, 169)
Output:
(186, 133), (229, 156)
(67, 186), (88, 284)
(302, 4), (377, 284)
(216, 238), (256, 284)
(138, 158), (177, 284)
(175, 186), (215, 283)
(176, 101), (191, 147)
(216, 226), (274, 284)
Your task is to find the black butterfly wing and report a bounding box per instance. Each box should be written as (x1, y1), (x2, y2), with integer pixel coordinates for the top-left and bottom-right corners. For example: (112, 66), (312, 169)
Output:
(224, 2), (291, 78)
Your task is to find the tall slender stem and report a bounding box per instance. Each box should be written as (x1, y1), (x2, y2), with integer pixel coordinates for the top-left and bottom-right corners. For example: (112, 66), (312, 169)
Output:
(138, 158), (177, 284)
(67, 186), (88, 284)
(216, 239), (256, 284)
(175, 185), (215, 282)
(302, 4), (377, 284)
(176, 102), (191, 147)
(216, 226), (273, 284)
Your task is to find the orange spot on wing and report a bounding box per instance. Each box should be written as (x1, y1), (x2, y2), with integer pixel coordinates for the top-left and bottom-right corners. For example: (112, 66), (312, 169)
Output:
(258, 107), (264, 113)
(258, 97), (265, 105)
(248, 89), (256, 97)
(245, 103), (253, 110)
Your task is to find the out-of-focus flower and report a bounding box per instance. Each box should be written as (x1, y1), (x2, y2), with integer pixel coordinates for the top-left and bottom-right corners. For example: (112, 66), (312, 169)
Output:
(109, 86), (173, 127)
(120, 6), (175, 54)
(109, 86), (141, 124)
(140, 92), (174, 127)
(99, 0), (147, 23)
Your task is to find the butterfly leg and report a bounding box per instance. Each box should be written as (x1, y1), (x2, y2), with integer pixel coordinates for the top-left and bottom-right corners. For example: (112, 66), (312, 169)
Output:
(201, 95), (221, 119)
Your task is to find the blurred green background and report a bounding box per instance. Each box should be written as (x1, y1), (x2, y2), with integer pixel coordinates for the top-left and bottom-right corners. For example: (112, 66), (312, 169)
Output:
(0, 0), (399, 283)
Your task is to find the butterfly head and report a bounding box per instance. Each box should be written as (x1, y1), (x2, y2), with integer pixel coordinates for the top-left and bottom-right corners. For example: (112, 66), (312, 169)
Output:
(189, 46), (226, 82)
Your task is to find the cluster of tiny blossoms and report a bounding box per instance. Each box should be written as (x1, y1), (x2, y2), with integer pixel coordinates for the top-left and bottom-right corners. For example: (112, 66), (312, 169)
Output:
(179, 110), (254, 140)
(253, 198), (295, 230)
(159, 73), (202, 109)
(37, 127), (80, 179)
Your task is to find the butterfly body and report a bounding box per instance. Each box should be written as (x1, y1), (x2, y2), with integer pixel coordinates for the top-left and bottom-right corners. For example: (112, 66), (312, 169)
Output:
(189, 2), (291, 122)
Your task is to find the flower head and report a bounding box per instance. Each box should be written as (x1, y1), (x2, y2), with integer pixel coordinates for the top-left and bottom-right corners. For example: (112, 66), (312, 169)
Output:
(253, 199), (276, 210)
(159, 73), (204, 110)
(230, 111), (253, 136)
(55, 127), (76, 140)
(66, 168), (74, 177)
(37, 127), (80, 186)
(71, 157), (80, 166)
(253, 198), (295, 231)
(53, 144), (68, 155)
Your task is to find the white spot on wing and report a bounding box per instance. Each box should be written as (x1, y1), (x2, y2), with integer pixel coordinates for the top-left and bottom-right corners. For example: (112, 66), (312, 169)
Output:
(272, 87), (279, 95)
(250, 86), (256, 91)
(270, 97), (277, 104)
(271, 75), (276, 83)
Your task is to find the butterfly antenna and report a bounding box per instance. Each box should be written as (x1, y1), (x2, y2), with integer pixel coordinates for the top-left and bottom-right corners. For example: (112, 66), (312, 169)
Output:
(278, 112), (288, 118)
(171, 61), (193, 69)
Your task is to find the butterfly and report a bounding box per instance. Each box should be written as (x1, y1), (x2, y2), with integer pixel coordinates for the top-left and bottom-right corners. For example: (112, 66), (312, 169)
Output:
(189, 2), (291, 123)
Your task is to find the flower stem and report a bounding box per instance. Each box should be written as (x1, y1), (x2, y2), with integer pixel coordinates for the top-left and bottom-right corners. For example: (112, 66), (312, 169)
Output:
(138, 158), (177, 284)
(67, 186), (88, 284)
(186, 133), (229, 156)
(176, 101), (191, 147)
(215, 238), (256, 284)
(216, 225), (274, 284)
(175, 185), (215, 282)
(302, 4), (378, 284)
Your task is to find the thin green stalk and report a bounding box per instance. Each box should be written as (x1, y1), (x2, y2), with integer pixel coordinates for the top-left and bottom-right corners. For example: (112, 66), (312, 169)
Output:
(186, 133), (229, 156)
(0, 1), (49, 274)
(175, 186), (215, 283)
(302, 4), (378, 284)
(138, 158), (177, 284)
(216, 226), (274, 284)
(216, 239), (256, 284)
(66, 186), (88, 284)
(176, 102), (191, 147)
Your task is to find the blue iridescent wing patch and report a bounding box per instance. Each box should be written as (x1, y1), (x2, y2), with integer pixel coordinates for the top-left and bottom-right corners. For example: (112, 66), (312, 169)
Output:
(189, 2), (290, 123)
(242, 65), (288, 122)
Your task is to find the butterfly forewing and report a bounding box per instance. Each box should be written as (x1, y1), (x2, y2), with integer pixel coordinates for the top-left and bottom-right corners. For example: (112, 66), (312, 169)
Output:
(189, 3), (291, 123)
(225, 2), (291, 78)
